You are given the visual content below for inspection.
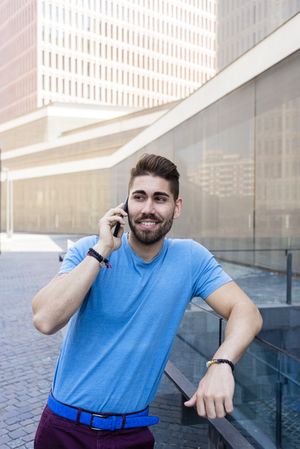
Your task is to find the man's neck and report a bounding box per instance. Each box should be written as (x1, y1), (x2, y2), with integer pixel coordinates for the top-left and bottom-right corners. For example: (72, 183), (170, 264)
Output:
(127, 232), (164, 262)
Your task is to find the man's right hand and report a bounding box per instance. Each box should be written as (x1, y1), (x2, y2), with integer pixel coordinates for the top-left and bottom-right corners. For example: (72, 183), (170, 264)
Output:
(32, 203), (128, 335)
(95, 203), (128, 256)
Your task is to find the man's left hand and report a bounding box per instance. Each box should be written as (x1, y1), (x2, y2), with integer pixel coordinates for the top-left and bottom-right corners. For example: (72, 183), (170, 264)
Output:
(184, 364), (234, 419)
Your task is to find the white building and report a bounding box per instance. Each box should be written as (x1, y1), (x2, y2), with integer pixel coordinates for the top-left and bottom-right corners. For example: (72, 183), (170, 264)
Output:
(0, 0), (217, 123)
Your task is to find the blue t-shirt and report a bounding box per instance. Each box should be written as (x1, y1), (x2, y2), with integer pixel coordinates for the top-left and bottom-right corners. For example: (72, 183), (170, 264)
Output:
(52, 234), (231, 413)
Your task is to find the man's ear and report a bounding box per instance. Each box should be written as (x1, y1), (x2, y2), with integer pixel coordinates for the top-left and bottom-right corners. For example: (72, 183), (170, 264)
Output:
(173, 197), (183, 219)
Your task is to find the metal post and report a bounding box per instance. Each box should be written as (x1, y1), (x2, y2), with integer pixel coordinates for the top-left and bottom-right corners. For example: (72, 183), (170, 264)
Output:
(275, 380), (282, 449)
(286, 252), (292, 305)
(219, 318), (223, 347)
(275, 353), (283, 449)
(3, 168), (13, 238)
(208, 423), (226, 449)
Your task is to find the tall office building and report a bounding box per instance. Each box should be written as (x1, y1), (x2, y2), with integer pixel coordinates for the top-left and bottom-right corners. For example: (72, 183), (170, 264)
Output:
(216, 0), (300, 70)
(0, 0), (217, 124)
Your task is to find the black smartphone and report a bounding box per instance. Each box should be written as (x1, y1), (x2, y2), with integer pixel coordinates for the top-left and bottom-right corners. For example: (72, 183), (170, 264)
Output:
(113, 198), (128, 237)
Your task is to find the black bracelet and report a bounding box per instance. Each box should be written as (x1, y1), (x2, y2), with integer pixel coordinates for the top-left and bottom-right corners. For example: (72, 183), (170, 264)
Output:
(206, 358), (234, 373)
(87, 248), (111, 268)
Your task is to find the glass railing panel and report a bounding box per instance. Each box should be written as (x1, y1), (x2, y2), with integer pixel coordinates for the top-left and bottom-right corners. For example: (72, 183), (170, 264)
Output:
(257, 324), (300, 361)
(281, 360), (300, 449)
(150, 373), (209, 449)
(168, 301), (222, 386)
(169, 302), (300, 449)
(212, 251), (300, 305)
(228, 341), (300, 449)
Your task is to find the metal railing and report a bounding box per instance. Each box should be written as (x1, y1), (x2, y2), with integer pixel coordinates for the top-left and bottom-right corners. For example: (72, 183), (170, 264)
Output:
(184, 301), (300, 449)
(244, 341), (300, 449)
(210, 248), (300, 304)
(190, 299), (300, 365)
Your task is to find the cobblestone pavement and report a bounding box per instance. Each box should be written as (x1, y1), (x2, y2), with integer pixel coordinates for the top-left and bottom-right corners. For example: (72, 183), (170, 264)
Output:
(0, 250), (63, 449)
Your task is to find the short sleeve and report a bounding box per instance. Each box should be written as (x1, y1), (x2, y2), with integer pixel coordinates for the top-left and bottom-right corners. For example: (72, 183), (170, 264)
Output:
(191, 241), (232, 300)
(59, 235), (98, 274)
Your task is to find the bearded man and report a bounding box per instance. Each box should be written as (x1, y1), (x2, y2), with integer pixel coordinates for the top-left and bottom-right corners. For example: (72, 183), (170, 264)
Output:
(32, 153), (262, 449)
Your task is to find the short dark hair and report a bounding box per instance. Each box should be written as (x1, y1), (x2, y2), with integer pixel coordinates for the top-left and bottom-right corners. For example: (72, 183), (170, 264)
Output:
(129, 153), (180, 199)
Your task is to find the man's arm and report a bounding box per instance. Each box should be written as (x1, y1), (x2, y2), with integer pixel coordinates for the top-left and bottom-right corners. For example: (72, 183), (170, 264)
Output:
(32, 204), (127, 335)
(184, 281), (263, 419)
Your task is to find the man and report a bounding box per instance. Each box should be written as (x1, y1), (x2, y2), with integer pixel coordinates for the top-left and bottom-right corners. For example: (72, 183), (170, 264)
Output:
(32, 153), (262, 449)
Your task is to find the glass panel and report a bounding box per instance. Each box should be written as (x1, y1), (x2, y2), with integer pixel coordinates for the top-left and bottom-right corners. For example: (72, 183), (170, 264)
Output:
(169, 306), (300, 449)
(150, 374), (209, 449)
(255, 51), (300, 273)
(229, 341), (300, 449)
(281, 357), (300, 449)
(174, 82), (255, 266)
(111, 51), (300, 277)
(169, 302), (222, 385)
(258, 306), (300, 358)
(215, 254), (300, 305)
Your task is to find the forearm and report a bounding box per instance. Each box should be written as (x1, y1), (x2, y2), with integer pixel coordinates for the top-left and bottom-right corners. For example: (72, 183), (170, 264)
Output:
(185, 282), (263, 418)
(32, 242), (110, 335)
(212, 301), (263, 364)
(32, 204), (127, 335)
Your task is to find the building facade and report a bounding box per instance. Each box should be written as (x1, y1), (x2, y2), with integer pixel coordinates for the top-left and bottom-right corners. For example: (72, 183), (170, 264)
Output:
(0, 0), (217, 123)
(0, 0), (38, 123)
(217, 0), (300, 70)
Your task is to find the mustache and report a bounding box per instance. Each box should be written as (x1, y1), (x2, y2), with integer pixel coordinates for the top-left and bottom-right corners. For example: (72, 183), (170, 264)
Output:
(135, 213), (162, 223)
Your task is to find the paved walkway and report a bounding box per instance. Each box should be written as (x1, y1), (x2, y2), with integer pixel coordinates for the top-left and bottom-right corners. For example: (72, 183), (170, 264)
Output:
(1, 255), (60, 447)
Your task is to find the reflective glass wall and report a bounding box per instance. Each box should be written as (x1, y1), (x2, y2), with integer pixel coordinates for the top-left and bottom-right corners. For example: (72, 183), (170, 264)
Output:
(254, 52), (300, 271)
(113, 50), (300, 273)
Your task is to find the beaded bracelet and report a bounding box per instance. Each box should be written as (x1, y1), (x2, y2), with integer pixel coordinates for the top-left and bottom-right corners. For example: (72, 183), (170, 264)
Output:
(87, 248), (112, 268)
(206, 358), (234, 373)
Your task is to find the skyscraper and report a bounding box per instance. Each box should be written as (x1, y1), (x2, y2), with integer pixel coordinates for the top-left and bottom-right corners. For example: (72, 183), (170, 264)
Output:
(0, 0), (217, 124)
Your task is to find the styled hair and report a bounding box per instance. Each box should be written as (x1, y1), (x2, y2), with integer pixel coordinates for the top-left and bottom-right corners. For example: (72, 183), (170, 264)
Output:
(129, 153), (180, 199)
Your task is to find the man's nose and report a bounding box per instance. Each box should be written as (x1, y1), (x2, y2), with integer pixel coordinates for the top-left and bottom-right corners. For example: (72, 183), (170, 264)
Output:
(141, 199), (155, 214)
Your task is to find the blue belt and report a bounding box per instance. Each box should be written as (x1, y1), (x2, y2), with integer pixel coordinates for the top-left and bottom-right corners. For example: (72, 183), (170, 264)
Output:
(47, 393), (159, 431)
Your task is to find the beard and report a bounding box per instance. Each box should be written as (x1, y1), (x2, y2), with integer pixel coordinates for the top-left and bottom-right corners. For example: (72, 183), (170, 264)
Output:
(128, 212), (174, 245)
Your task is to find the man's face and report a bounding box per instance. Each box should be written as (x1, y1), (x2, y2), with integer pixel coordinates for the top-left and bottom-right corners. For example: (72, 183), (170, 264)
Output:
(127, 175), (182, 245)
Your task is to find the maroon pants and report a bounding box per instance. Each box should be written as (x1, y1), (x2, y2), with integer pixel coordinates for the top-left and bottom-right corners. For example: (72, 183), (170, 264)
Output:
(34, 406), (155, 449)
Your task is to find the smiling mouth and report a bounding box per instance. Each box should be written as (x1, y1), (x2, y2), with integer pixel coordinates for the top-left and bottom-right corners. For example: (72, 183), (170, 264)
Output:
(136, 220), (160, 229)
(139, 221), (158, 226)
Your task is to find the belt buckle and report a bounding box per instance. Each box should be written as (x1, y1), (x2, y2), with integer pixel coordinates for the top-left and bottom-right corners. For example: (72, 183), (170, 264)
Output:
(90, 413), (109, 431)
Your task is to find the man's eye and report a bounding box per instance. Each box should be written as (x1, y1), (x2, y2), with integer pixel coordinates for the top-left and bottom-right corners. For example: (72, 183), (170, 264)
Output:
(155, 196), (167, 202)
(133, 195), (144, 201)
